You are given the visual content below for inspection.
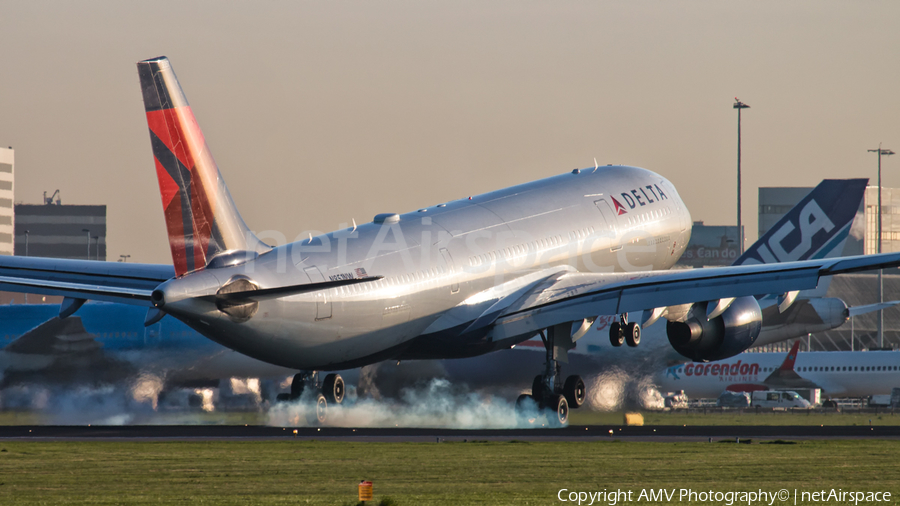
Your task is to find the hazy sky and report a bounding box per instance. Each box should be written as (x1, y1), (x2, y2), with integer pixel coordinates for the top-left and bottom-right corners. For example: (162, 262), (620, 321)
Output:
(2, 1), (899, 264)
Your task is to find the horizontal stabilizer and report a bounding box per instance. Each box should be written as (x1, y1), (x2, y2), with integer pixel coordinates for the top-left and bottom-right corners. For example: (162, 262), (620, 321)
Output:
(0, 275), (155, 304)
(848, 300), (900, 317)
(0, 256), (173, 306)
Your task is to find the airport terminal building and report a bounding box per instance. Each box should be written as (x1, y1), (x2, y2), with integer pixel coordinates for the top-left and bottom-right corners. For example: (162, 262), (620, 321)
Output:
(13, 201), (106, 261)
(0, 147), (14, 256)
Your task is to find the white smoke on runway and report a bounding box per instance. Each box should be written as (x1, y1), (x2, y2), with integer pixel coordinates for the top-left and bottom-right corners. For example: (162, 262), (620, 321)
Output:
(1, 384), (156, 425)
(267, 378), (550, 429)
(584, 367), (665, 411)
(0, 373), (212, 425)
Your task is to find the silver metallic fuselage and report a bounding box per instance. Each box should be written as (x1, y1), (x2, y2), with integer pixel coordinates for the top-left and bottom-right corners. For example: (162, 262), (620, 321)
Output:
(157, 166), (691, 370)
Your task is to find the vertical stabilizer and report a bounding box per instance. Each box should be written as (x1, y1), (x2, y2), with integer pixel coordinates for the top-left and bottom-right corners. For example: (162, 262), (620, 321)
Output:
(735, 179), (867, 297)
(735, 179), (867, 266)
(777, 340), (801, 371)
(137, 57), (269, 276)
(761, 340), (820, 390)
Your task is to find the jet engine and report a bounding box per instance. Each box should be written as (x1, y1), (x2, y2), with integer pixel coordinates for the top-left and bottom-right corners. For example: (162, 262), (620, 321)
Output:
(666, 296), (762, 362)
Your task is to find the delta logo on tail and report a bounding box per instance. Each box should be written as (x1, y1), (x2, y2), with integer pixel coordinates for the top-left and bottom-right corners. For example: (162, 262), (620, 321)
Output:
(611, 197), (628, 215)
(138, 57), (270, 277)
(735, 179), (867, 266)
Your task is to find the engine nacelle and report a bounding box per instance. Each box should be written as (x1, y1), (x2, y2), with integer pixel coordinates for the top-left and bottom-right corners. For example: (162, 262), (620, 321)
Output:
(666, 296), (762, 362)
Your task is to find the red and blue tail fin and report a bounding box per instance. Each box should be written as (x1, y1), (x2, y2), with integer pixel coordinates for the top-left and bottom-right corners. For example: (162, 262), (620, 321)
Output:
(137, 57), (269, 276)
(762, 340), (817, 388)
(778, 340), (801, 371)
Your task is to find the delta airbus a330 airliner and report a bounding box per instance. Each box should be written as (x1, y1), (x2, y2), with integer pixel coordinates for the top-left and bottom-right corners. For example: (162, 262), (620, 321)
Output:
(1, 56), (898, 426)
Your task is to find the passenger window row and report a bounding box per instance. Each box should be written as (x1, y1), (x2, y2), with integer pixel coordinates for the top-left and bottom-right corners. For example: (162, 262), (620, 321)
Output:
(467, 235), (566, 267)
(760, 365), (900, 372)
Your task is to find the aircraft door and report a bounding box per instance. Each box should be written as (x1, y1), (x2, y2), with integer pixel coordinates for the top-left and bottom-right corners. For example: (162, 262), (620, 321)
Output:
(303, 266), (332, 320)
(594, 199), (622, 251)
(439, 248), (459, 293)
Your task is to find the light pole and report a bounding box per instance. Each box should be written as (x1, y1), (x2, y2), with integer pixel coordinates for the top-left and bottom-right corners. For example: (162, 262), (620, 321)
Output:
(119, 254), (131, 262)
(92, 236), (99, 261)
(24, 230), (29, 257)
(734, 98), (750, 254)
(868, 144), (895, 348)
(82, 229), (90, 260)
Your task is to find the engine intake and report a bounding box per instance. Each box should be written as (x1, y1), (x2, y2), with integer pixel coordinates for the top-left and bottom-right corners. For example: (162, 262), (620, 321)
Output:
(666, 296), (762, 362)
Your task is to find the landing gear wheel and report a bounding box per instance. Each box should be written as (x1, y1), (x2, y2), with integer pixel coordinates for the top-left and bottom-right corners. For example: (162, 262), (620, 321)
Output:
(515, 394), (537, 424)
(290, 372), (306, 400)
(322, 374), (345, 404)
(312, 393), (328, 425)
(532, 375), (547, 401)
(516, 394), (535, 411)
(625, 322), (641, 347)
(609, 322), (624, 347)
(546, 394), (569, 427)
(563, 375), (586, 408)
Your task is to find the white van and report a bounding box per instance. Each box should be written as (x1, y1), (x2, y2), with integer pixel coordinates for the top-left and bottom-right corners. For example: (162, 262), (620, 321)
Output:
(750, 390), (811, 408)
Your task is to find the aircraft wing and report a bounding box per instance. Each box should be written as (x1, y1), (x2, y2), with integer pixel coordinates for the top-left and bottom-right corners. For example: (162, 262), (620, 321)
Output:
(0, 256), (174, 306)
(488, 252), (900, 340)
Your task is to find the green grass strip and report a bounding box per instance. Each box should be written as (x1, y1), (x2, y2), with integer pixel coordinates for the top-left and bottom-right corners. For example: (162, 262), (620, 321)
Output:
(1, 440), (899, 505)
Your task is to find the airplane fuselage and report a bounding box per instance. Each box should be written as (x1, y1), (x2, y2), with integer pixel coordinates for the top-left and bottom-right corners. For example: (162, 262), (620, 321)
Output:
(660, 350), (900, 398)
(158, 166), (691, 370)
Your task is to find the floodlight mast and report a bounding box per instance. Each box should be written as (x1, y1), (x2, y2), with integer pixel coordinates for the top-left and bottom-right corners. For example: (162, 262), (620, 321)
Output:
(868, 143), (895, 348)
(734, 98), (750, 254)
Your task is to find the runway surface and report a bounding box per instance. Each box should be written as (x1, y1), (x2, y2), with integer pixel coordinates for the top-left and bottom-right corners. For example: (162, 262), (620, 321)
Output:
(1, 425), (898, 442)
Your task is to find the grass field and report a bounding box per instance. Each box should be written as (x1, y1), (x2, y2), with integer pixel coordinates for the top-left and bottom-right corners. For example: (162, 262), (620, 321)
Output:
(1, 439), (898, 505)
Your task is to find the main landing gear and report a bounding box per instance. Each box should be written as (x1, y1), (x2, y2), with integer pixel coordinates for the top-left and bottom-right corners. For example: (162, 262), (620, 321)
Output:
(609, 314), (640, 348)
(515, 323), (587, 427)
(275, 371), (345, 424)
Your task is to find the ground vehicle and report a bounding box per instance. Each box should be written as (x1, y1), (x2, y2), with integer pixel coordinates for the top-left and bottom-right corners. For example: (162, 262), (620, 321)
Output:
(664, 391), (688, 409)
(716, 391), (750, 407)
(750, 390), (810, 408)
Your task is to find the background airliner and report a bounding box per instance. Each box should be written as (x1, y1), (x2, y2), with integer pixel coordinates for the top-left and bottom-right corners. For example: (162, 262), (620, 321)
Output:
(0, 303), (293, 392)
(659, 340), (900, 399)
(1, 56), (899, 426)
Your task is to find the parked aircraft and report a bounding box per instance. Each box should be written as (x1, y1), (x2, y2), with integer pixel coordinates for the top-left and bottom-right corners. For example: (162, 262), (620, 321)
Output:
(659, 340), (900, 398)
(1, 56), (899, 425)
(0, 302), (293, 392)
